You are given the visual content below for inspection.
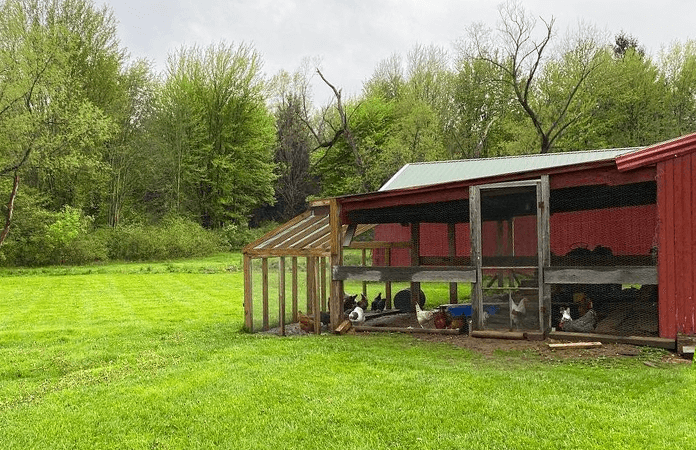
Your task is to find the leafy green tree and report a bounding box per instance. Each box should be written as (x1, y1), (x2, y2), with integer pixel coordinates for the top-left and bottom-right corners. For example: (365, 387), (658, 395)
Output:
(0, 0), (119, 247)
(157, 42), (276, 228)
(660, 40), (696, 136)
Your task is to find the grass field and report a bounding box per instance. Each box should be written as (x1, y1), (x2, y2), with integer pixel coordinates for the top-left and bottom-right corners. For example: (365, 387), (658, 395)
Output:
(1, 253), (694, 449)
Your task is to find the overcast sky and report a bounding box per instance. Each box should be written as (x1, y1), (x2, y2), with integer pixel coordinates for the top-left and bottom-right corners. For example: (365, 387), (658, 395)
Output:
(98, 0), (696, 101)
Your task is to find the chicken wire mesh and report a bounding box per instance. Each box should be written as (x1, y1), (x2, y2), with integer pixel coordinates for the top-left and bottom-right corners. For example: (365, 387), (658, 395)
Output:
(549, 205), (659, 337)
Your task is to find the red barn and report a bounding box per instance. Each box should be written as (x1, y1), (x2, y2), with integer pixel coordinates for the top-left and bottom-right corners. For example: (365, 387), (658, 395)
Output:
(337, 133), (696, 341)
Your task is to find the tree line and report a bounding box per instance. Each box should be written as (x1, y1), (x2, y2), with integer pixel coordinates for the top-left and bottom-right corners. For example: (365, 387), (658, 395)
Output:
(1, 0), (695, 265)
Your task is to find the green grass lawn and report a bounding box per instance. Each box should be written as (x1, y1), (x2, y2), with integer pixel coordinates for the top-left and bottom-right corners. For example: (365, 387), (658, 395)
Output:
(1, 253), (694, 449)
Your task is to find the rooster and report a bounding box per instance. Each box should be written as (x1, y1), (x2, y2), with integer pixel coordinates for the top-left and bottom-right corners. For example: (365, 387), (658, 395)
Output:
(559, 307), (597, 333)
(510, 293), (528, 330)
(356, 293), (369, 311)
(348, 305), (365, 325)
(370, 292), (386, 312)
(414, 302), (434, 328)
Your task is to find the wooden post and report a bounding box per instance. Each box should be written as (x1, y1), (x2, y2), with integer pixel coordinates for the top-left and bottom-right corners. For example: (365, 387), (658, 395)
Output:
(306, 256), (315, 314)
(329, 199), (344, 330)
(385, 247), (392, 310)
(262, 257), (269, 331)
(361, 249), (368, 297)
(243, 254), (253, 332)
(279, 257), (286, 336)
(538, 175), (551, 332)
(410, 222), (421, 309)
(292, 257), (298, 322)
(448, 223), (458, 304)
(470, 186), (484, 330)
(314, 256), (321, 334)
(320, 257), (327, 313)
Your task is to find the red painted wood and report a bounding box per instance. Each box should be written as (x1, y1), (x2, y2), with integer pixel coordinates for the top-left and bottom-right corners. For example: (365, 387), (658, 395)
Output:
(675, 158), (687, 334)
(616, 131), (696, 171)
(662, 160), (677, 338)
(682, 154), (695, 334)
(691, 152), (696, 333)
(656, 163), (670, 337)
(550, 165), (655, 189)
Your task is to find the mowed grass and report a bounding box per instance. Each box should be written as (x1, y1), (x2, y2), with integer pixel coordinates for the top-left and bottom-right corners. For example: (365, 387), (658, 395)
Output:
(1, 254), (695, 449)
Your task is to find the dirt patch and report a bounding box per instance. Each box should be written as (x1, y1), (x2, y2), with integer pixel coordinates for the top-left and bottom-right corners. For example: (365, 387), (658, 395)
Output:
(262, 312), (692, 365)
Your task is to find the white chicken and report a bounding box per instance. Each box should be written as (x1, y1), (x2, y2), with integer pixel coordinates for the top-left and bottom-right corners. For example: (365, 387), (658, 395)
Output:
(414, 302), (434, 328)
(348, 305), (366, 325)
(510, 293), (528, 330)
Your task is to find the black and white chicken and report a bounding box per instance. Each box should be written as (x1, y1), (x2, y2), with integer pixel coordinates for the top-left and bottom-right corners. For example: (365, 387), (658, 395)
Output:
(559, 307), (597, 333)
(348, 305), (366, 325)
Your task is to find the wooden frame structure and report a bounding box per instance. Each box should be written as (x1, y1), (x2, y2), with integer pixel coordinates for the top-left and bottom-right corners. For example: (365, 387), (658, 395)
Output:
(242, 199), (407, 334)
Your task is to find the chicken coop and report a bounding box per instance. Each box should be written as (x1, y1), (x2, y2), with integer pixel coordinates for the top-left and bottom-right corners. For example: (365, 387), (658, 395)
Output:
(243, 133), (696, 348)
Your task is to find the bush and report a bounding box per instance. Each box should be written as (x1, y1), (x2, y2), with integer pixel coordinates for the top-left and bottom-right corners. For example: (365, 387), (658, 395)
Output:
(105, 217), (225, 261)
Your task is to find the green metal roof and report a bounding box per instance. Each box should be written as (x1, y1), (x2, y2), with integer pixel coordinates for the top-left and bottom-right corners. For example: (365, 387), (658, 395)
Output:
(379, 148), (643, 191)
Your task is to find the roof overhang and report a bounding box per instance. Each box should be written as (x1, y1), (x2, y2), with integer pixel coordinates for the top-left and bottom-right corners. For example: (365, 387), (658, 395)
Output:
(616, 132), (696, 171)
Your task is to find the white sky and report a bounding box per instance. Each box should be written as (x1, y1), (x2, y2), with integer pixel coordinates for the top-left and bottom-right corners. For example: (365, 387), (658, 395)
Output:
(98, 0), (696, 101)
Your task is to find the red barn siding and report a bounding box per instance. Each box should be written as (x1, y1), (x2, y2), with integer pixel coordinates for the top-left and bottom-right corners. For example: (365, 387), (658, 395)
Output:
(374, 205), (656, 266)
(657, 154), (696, 338)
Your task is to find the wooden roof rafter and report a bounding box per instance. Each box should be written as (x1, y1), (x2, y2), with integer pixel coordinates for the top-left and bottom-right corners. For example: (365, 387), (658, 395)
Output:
(242, 202), (377, 259)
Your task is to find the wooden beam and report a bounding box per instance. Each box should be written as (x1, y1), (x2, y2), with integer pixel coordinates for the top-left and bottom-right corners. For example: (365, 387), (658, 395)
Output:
(347, 241), (412, 249)
(544, 266), (658, 285)
(385, 248), (392, 310)
(354, 326), (460, 335)
(470, 186), (484, 330)
(361, 249), (368, 296)
(410, 222), (420, 309)
(548, 342), (603, 349)
(329, 199), (344, 331)
(243, 254), (253, 332)
(332, 265), (477, 282)
(292, 257), (298, 322)
(343, 223), (357, 247)
(244, 248), (331, 258)
(262, 257), (269, 331)
(470, 330), (526, 340)
(279, 257), (285, 336)
(448, 223), (458, 304)
(539, 175), (551, 332)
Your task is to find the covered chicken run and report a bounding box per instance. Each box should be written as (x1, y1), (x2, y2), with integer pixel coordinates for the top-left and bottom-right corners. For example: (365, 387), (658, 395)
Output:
(243, 133), (696, 349)
(332, 133), (696, 346)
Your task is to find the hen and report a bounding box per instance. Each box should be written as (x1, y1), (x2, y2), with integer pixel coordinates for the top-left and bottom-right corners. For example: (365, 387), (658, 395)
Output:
(559, 308), (597, 333)
(415, 302), (434, 328)
(348, 305), (366, 325)
(370, 292), (386, 312)
(510, 294), (528, 330)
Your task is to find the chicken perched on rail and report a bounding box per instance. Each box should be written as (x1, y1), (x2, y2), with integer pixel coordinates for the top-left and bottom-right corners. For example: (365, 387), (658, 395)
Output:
(559, 307), (597, 333)
(356, 293), (369, 311)
(415, 302), (434, 328)
(510, 293), (529, 330)
(370, 292), (386, 312)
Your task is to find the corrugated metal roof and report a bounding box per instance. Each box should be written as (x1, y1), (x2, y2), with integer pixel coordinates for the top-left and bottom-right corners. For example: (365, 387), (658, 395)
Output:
(379, 148), (643, 191)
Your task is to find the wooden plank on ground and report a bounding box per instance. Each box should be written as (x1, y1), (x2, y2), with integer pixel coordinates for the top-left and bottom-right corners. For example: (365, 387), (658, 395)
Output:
(470, 330), (526, 340)
(548, 342), (603, 349)
(354, 326), (460, 335)
(548, 331), (676, 350)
